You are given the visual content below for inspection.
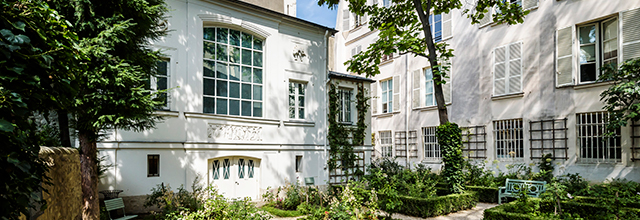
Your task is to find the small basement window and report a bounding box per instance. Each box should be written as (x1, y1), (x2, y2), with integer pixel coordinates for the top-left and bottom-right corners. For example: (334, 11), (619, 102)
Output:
(148, 155), (159, 177)
(295, 155), (303, 173)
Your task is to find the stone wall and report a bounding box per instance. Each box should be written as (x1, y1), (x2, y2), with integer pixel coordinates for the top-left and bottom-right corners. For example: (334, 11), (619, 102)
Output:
(37, 146), (82, 220)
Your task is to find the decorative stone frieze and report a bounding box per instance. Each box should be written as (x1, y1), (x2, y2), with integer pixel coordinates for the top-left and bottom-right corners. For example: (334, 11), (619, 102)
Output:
(207, 123), (263, 141)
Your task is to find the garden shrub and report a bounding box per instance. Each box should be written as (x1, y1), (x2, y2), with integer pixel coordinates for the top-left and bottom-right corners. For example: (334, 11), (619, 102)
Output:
(379, 192), (477, 218)
(163, 193), (271, 220)
(535, 154), (554, 183)
(463, 160), (498, 187)
(557, 173), (589, 195)
(302, 181), (378, 220)
(467, 186), (499, 203)
(144, 177), (205, 213)
(261, 205), (303, 217)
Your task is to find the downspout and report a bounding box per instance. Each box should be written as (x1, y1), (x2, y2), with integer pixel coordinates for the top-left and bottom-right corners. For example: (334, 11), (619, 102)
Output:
(405, 54), (410, 168)
(323, 30), (329, 173)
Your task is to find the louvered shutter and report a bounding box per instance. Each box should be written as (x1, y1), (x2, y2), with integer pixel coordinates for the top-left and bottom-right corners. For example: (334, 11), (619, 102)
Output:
(443, 64), (452, 103)
(343, 9), (350, 31)
(522, 0), (538, 10)
(478, 9), (492, 27)
(494, 46), (507, 95)
(412, 70), (421, 108)
(371, 82), (378, 114)
(622, 8), (640, 61)
(508, 42), (522, 94)
(442, 12), (453, 40)
(556, 26), (574, 86)
(393, 75), (400, 112)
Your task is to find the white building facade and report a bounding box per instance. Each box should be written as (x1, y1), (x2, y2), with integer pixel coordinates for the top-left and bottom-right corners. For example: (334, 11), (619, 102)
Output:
(335, 0), (640, 182)
(97, 0), (372, 210)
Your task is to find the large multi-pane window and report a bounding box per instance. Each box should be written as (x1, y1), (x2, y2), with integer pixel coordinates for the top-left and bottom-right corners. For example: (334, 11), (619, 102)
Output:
(203, 27), (263, 117)
(577, 112), (621, 163)
(339, 89), (352, 123)
(578, 17), (618, 83)
(422, 127), (441, 160)
(289, 82), (306, 119)
(424, 68), (435, 106)
(381, 79), (393, 113)
(379, 131), (392, 157)
(494, 119), (524, 159)
(153, 59), (170, 110)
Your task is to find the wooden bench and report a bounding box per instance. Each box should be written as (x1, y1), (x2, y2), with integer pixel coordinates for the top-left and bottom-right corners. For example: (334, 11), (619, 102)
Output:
(104, 198), (138, 220)
(498, 179), (546, 204)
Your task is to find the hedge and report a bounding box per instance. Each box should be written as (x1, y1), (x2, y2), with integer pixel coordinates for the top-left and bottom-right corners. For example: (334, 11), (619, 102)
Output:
(483, 201), (543, 220)
(484, 198), (640, 220)
(466, 186), (499, 203)
(379, 192), (477, 218)
(260, 205), (304, 217)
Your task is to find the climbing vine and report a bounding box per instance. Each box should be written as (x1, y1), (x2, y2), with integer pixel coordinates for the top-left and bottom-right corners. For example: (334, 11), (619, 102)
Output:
(437, 122), (465, 194)
(327, 82), (370, 183)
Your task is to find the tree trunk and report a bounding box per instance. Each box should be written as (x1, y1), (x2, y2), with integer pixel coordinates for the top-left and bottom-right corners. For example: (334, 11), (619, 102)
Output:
(58, 110), (71, 147)
(79, 131), (99, 220)
(412, 0), (449, 124)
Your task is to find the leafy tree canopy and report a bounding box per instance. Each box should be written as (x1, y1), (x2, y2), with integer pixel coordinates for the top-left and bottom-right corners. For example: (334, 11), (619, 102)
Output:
(600, 59), (640, 133)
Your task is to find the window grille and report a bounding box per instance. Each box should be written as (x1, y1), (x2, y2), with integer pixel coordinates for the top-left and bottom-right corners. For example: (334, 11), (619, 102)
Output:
(422, 127), (441, 160)
(147, 155), (160, 177)
(577, 112), (621, 163)
(329, 151), (365, 185)
(379, 131), (393, 157)
(395, 131), (407, 158)
(494, 119), (524, 159)
(461, 126), (487, 159)
(633, 121), (640, 161)
(408, 131), (418, 158)
(529, 118), (568, 160)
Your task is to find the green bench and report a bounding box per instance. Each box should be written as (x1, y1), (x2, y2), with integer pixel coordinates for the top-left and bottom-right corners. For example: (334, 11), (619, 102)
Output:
(498, 179), (546, 204)
(104, 198), (138, 220)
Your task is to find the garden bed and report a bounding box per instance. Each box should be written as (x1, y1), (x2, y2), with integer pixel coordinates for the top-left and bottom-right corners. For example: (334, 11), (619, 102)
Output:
(484, 198), (640, 220)
(261, 205), (304, 217)
(379, 192), (478, 218)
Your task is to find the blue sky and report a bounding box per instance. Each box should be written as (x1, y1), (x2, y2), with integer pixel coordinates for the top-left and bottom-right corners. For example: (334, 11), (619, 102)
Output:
(297, 0), (337, 28)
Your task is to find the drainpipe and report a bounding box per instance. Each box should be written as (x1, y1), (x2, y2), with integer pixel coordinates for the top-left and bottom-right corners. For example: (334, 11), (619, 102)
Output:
(323, 30), (329, 173)
(405, 54), (410, 168)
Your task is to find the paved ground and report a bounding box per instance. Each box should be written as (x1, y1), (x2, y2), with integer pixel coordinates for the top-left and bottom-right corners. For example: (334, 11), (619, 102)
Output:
(271, 203), (497, 220)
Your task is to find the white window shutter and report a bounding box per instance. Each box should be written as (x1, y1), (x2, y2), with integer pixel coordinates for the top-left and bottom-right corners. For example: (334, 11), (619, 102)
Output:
(622, 8), (640, 61)
(412, 70), (421, 108)
(343, 9), (350, 31)
(494, 46), (507, 95)
(351, 47), (356, 57)
(371, 82), (378, 114)
(351, 12), (357, 29)
(443, 64), (452, 103)
(442, 12), (453, 40)
(393, 75), (400, 112)
(478, 9), (492, 27)
(357, 45), (362, 54)
(522, 0), (538, 10)
(556, 26), (574, 86)
(508, 42), (522, 94)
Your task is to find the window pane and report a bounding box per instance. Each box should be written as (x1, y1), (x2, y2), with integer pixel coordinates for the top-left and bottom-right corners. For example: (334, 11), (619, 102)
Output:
(229, 47), (240, 63)
(216, 98), (228, 114)
(298, 84), (305, 95)
(157, 61), (168, 76)
(253, 102), (262, 117)
(426, 81), (433, 94)
(289, 95), (295, 106)
(242, 83), (251, 99)
(204, 79), (215, 96)
(242, 101), (251, 116)
(203, 28), (215, 41)
(579, 45), (596, 63)
(580, 63), (597, 82)
(216, 80), (228, 97)
(157, 77), (167, 90)
(229, 65), (240, 81)
(425, 68), (433, 80)
(382, 91), (387, 102)
(229, 29), (240, 46)
(579, 25), (596, 44)
(204, 41), (215, 59)
(426, 94), (434, 106)
(289, 107), (295, 118)
(216, 44), (228, 62)
(229, 82), (240, 98)
(253, 85), (262, 100)
(204, 97), (215, 113)
(603, 41), (618, 60)
(229, 99), (240, 115)
(253, 51), (262, 67)
(603, 19), (618, 41)
(253, 69), (262, 83)
(253, 38), (263, 50)
(299, 108), (305, 119)
(216, 28), (228, 43)
(242, 66), (252, 82)
(289, 83), (295, 93)
(204, 60), (215, 77)
(299, 96), (305, 107)
(242, 32), (252, 48)
(242, 49), (252, 65)
(216, 62), (228, 79)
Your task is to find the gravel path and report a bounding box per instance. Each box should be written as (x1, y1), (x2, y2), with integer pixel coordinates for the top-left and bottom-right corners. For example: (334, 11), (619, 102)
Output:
(271, 203), (497, 220)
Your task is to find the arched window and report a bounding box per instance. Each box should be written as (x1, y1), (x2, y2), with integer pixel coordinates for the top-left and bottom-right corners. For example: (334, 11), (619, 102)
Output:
(203, 27), (264, 117)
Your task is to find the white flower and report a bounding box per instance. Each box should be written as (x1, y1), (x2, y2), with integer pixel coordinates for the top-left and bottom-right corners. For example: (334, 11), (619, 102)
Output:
(567, 193), (573, 199)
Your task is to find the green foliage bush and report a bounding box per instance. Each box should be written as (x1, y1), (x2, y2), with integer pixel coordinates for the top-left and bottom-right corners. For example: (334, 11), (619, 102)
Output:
(164, 195), (271, 220)
(261, 205), (303, 217)
(301, 181), (379, 220)
(437, 122), (465, 194)
(379, 192), (477, 218)
(144, 179), (205, 214)
(467, 186), (499, 203)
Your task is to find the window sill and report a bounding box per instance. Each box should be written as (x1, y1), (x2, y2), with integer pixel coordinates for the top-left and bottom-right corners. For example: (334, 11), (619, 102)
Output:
(184, 112), (281, 125)
(348, 25), (365, 34)
(154, 110), (180, 117)
(373, 111), (399, 118)
(413, 103), (451, 112)
(421, 159), (442, 164)
(573, 81), (614, 90)
(491, 92), (524, 101)
(379, 59), (393, 66)
(283, 120), (315, 127)
(496, 158), (525, 162)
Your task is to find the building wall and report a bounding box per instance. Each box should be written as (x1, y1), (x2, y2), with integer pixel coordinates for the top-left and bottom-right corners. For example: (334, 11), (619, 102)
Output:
(96, 0), (369, 204)
(336, 0), (640, 182)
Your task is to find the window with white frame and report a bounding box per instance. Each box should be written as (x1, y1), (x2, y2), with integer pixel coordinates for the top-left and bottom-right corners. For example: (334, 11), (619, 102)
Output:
(422, 127), (441, 160)
(578, 17), (618, 83)
(424, 68), (435, 106)
(338, 89), (353, 123)
(153, 59), (170, 110)
(289, 81), (306, 119)
(493, 42), (522, 96)
(379, 131), (393, 157)
(494, 119), (524, 159)
(417, 67), (451, 108)
(203, 27), (263, 117)
(381, 79), (393, 113)
(576, 112), (621, 163)
(382, 0), (390, 7)
(429, 14), (443, 42)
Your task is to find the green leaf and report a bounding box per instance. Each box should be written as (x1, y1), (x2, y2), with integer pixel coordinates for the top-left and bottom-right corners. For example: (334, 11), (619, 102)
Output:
(12, 21), (26, 31)
(0, 119), (15, 132)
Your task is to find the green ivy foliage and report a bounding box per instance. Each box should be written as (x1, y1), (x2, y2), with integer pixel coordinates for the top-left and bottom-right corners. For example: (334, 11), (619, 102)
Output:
(437, 122), (464, 194)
